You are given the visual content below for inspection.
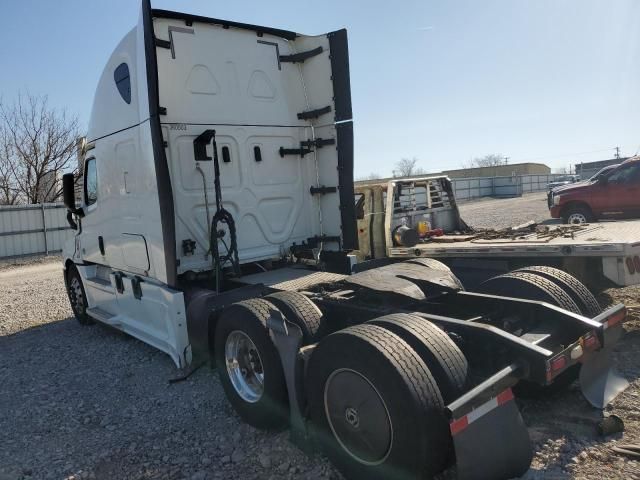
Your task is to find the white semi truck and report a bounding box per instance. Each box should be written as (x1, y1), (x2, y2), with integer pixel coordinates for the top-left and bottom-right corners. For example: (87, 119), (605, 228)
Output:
(62, 3), (629, 479)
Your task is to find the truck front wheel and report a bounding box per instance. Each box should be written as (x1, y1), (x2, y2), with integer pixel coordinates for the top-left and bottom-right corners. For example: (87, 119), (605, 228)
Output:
(214, 299), (289, 430)
(66, 266), (94, 325)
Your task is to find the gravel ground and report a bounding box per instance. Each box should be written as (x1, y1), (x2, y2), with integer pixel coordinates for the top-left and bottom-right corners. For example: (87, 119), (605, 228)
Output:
(459, 192), (556, 229)
(1, 193), (639, 480)
(0, 261), (336, 480)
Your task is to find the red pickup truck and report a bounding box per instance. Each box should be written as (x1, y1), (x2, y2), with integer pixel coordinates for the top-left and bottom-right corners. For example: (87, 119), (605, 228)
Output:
(550, 157), (640, 224)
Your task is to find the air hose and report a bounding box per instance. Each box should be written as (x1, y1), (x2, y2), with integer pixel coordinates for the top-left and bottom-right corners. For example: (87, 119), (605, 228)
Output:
(209, 131), (240, 292)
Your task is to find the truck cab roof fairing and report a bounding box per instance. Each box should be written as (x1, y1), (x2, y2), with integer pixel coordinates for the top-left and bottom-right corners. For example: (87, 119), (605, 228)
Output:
(86, 28), (141, 143)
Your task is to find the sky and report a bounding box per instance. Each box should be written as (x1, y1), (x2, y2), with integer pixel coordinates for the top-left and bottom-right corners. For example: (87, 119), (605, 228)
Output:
(1, 0), (639, 178)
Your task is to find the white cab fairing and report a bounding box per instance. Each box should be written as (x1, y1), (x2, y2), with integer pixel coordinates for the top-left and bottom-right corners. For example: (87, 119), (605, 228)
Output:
(63, 0), (354, 367)
(152, 14), (354, 273)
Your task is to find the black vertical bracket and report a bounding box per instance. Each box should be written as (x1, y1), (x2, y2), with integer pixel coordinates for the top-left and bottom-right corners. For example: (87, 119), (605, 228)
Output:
(193, 130), (216, 161)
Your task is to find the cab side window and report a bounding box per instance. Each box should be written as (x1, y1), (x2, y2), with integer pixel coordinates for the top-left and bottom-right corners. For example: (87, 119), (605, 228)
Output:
(608, 164), (640, 184)
(114, 63), (131, 104)
(84, 158), (98, 206)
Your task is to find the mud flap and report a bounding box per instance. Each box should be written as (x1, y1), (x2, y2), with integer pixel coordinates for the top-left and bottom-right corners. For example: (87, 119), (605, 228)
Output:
(450, 389), (532, 480)
(267, 309), (313, 450)
(579, 345), (629, 409)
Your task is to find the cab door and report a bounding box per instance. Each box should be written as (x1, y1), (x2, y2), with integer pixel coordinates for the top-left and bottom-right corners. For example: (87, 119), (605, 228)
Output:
(78, 156), (103, 263)
(599, 163), (640, 219)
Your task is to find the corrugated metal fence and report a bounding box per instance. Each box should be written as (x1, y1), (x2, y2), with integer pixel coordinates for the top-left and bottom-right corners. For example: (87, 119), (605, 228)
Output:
(0, 203), (74, 258)
(0, 173), (561, 259)
(452, 173), (562, 201)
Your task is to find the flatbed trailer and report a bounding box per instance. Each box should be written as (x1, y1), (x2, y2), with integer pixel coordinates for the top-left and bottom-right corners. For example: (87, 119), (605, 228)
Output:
(391, 220), (640, 287)
(355, 177), (640, 287)
(60, 4), (630, 480)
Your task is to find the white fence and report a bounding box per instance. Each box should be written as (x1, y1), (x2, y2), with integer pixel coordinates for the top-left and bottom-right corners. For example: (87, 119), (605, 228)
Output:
(0, 173), (561, 259)
(0, 203), (74, 259)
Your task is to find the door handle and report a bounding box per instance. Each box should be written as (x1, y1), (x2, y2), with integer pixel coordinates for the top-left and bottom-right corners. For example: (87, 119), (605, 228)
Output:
(98, 236), (105, 256)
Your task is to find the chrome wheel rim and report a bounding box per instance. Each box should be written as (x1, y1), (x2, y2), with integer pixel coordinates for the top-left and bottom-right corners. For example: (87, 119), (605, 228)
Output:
(324, 368), (393, 466)
(69, 277), (85, 314)
(567, 213), (587, 224)
(225, 331), (264, 403)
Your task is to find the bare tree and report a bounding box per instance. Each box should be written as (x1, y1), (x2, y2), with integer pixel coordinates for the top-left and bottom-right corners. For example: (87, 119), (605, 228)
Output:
(462, 154), (506, 169)
(0, 125), (20, 205)
(393, 157), (425, 177)
(0, 93), (80, 204)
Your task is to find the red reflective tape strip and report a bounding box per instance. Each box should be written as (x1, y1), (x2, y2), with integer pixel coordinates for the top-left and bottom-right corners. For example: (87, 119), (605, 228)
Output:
(449, 416), (468, 436)
(496, 388), (514, 405)
(449, 388), (514, 436)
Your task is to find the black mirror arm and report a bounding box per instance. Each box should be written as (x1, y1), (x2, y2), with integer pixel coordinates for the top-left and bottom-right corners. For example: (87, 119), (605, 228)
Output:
(66, 211), (78, 230)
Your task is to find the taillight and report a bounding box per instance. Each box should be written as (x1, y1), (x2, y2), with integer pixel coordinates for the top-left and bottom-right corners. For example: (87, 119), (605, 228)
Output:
(581, 332), (599, 349)
(604, 307), (627, 330)
(551, 356), (567, 372)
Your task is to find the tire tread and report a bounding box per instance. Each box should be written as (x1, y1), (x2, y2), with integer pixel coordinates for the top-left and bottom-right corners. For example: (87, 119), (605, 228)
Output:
(479, 271), (580, 314)
(265, 291), (323, 343)
(515, 266), (602, 318)
(368, 313), (468, 402)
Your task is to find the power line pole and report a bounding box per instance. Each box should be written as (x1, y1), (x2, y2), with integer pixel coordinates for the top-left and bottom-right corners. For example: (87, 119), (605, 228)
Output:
(504, 156), (510, 165)
(615, 146), (621, 160)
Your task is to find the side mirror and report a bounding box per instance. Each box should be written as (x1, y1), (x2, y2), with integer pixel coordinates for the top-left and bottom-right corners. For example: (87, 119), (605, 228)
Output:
(63, 173), (76, 211)
(62, 173), (83, 230)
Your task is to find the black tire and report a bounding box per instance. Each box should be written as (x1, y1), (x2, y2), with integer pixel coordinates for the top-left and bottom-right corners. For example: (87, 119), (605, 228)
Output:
(368, 313), (468, 403)
(66, 265), (93, 325)
(477, 271), (580, 395)
(264, 291), (324, 344)
(214, 299), (288, 430)
(514, 266), (602, 318)
(562, 204), (595, 224)
(477, 271), (580, 314)
(307, 324), (450, 480)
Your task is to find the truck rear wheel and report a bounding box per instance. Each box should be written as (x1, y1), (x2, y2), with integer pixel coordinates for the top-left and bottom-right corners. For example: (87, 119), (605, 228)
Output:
(264, 291), (324, 344)
(66, 266), (94, 325)
(477, 271), (581, 395)
(368, 313), (468, 403)
(477, 271), (580, 314)
(307, 324), (450, 480)
(514, 266), (602, 318)
(214, 299), (288, 430)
